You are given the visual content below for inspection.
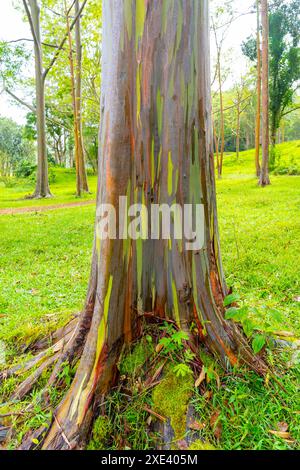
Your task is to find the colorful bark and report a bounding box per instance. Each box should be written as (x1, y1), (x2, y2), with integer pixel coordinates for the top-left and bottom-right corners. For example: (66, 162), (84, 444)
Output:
(42, 0), (266, 450)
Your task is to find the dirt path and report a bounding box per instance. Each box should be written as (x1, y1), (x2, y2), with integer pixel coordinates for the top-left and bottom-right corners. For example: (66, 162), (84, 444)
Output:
(0, 200), (96, 216)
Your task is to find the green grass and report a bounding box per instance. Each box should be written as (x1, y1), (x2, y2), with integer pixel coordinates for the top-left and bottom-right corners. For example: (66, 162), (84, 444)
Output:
(0, 206), (95, 350)
(221, 139), (300, 177)
(0, 167), (97, 209)
(0, 141), (299, 449)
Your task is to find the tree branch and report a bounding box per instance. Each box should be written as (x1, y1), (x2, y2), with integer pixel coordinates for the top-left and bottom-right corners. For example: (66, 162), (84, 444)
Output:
(4, 87), (35, 113)
(6, 38), (68, 50)
(43, 0), (88, 80)
(22, 0), (40, 50)
(281, 105), (300, 117)
(3, 87), (72, 132)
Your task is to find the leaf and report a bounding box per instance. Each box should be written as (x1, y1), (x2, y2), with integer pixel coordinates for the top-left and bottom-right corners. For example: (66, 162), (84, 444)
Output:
(177, 439), (188, 450)
(223, 293), (240, 307)
(225, 307), (240, 320)
(172, 330), (189, 345)
(242, 319), (255, 338)
(173, 363), (193, 378)
(210, 410), (222, 440)
(32, 438), (39, 445)
(195, 365), (206, 387)
(189, 420), (206, 431)
(252, 334), (266, 354)
(273, 330), (295, 338)
(225, 306), (247, 321)
(269, 430), (292, 440)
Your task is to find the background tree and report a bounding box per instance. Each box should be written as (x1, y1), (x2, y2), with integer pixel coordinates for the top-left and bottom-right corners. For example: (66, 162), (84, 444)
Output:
(242, 0), (300, 168)
(260, 0), (271, 186)
(269, 0), (300, 156)
(255, 0), (262, 177)
(211, 2), (235, 178)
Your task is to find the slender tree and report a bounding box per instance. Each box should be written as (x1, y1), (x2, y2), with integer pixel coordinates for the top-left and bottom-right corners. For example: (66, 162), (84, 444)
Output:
(20, 0), (88, 198)
(255, 0), (261, 177)
(23, 0), (51, 198)
(260, 0), (270, 186)
(4, 0), (266, 450)
(65, 0), (89, 196)
(75, 0), (89, 194)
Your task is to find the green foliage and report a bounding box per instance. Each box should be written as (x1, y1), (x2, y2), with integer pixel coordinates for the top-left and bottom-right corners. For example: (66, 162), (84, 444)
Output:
(242, 1), (300, 156)
(223, 292), (240, 307)
(15, 161), (36, 179)
(0, 117), (34, 177)
(173, 363), (193, 378)
(252, 334), (266, 354)
(269, 0), (300, 146)
(158, 323), (189, 355)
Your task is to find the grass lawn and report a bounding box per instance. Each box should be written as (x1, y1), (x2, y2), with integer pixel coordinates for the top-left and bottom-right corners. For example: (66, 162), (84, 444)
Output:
(0, 167), (97, 210)
(0, 141), (299, 450)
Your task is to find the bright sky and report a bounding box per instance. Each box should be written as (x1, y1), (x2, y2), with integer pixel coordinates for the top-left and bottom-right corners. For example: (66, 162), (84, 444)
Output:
(0, 0), (256, 125)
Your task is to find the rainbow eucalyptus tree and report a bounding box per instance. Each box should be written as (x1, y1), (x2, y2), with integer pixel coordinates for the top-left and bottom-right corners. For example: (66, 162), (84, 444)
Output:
(7, 0), (266, 450)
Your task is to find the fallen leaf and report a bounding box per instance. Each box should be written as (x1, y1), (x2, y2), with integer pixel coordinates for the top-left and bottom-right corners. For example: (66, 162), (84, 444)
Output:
(273, 331), (295, 338)
(210, 410), (222, 440)
(189, 420), (206, 431)
(155, 343), (164, 353)
(177, 439), (188, 450)
(195, 366), (206, 388)
(269, 430), (292, 440)
(203, 390), (213, 401)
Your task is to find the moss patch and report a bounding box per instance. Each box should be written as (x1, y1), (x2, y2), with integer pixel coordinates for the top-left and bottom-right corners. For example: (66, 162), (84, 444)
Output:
(188, 439), (216, 450)
(119, 340), (153, 376)
(87, 416), (112, 450)
(152, 368), (193, 440)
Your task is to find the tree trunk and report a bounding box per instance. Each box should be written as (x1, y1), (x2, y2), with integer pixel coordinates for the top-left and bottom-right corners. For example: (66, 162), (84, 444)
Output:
(255, 0), (261, 177)
(28, 0), (266, 450)
(217, 59), (225, 178)
(259, 0), (270, 186)
(75, 0), (89, 193)
(28, 0), (52, 198)
(236, 104), (240, 160)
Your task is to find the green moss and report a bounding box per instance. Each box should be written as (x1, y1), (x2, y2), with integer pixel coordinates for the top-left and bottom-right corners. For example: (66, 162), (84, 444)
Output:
(188, 440), (216, 450)
(87, 416), (112, 451)
(152, 369), (193, 440)
(119, 341), (152, 376)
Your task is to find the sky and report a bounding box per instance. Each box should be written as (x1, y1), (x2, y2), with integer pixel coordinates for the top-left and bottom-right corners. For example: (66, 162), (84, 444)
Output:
(0, 0), (256, 125)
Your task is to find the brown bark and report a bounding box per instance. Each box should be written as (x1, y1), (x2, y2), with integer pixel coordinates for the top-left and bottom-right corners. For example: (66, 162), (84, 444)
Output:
(65, 1), (89, 197)
(10, 0), (266, 450)
(26, 0), (52, 198)
(75, 0), (89, 193)
(217, 59), (225, 177)
(259, 0), (271, 186)
(255, 0), (262, 177)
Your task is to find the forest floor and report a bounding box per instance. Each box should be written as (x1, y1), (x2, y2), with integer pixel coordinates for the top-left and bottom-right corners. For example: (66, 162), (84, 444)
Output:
(0, 141), (299, 450)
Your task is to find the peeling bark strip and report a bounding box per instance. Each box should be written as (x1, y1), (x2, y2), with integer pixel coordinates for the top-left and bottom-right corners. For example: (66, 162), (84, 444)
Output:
(42, 0), (266, 450)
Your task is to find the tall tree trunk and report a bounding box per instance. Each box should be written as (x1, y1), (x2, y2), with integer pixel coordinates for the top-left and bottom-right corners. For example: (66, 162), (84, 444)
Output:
(28, 0), (52, 198)
(217, 59), (225, 178)
(22, 0), (266, 450)
(255, 0), (261, 177)
(75, 0), (89, 193)
(236, 104), (240, 160)
(259, 0), (271, 186)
